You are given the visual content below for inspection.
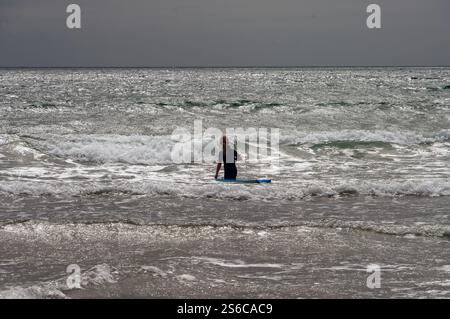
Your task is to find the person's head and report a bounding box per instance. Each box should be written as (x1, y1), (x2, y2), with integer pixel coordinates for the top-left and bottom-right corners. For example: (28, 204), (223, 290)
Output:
(222, 135), (228, 148)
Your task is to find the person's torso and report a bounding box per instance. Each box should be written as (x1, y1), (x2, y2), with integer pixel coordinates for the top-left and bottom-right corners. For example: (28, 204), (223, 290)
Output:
(222, 148), (237, 166)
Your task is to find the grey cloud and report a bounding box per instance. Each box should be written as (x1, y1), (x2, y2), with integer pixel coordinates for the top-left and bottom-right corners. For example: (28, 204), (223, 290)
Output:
(0, 0), (449, 67)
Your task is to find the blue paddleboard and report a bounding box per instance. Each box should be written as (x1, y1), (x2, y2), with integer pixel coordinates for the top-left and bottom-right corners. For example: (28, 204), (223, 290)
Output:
(216, 178), (271, 184)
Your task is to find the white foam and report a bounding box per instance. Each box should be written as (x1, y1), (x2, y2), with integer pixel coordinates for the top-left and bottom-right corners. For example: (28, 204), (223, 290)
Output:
(42, 134), (233, 165)
(194, 257), (283, 269)
(436, 265), (450, 273)
(1, 178), (450, 199)
(0, 135), (9, 146)
(177, 274), (197, 281)
(417, 280), (450, 287)
(280, 130), (449, 146)
(46, 135), (175, 165)
(0, 263), (118, 299)
(303, 219), (450, 238)
(141, 266), (168, 277)
(80, 264), (117, 286)
(0, 285), (67, 299)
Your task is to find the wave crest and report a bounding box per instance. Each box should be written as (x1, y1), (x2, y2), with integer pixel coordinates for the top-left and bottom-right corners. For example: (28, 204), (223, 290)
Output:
(281, 130), (450, 146)
(1, 179), (449, 198)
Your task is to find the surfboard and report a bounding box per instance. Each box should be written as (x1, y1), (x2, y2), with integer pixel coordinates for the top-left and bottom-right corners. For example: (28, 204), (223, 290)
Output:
(216, 178), (271, 184)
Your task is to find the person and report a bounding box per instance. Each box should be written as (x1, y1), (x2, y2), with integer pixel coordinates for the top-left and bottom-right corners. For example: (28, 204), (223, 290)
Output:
(215, 135), (240, 180)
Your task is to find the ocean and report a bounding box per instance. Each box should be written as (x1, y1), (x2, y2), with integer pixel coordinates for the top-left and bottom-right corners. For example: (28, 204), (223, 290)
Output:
(0, 68), (449, 298)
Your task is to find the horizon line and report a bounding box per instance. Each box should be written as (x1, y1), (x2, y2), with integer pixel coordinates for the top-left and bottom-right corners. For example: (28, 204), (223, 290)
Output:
(1, 65), (450, 69)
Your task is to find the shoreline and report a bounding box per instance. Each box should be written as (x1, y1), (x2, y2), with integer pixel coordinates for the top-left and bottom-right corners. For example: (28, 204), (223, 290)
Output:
(1, 221), (449, 299)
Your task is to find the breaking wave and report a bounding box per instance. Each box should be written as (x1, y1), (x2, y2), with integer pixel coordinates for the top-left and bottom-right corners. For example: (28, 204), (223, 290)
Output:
(281, 130), (450, 146)
(1, 129), (448, 166)
(1, 179), (449, 198)
(0, 263), (118, 299)
(44, 135), (175, 164)
(1, 220), (449, 244)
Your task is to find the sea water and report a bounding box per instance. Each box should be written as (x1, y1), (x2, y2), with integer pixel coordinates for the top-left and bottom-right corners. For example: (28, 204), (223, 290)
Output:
(0, 68), (449, 298)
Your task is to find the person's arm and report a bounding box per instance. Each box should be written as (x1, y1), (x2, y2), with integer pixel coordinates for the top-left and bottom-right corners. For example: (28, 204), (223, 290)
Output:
(234, 150), (242, 161)
(215, 163), (222, 179)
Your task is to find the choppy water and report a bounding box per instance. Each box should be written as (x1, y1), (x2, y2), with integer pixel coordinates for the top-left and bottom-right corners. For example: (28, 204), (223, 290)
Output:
(0, 68), (449, 298)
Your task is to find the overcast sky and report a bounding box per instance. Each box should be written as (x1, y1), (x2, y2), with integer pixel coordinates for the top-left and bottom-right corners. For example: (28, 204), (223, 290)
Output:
(1, 0), (449, 67)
